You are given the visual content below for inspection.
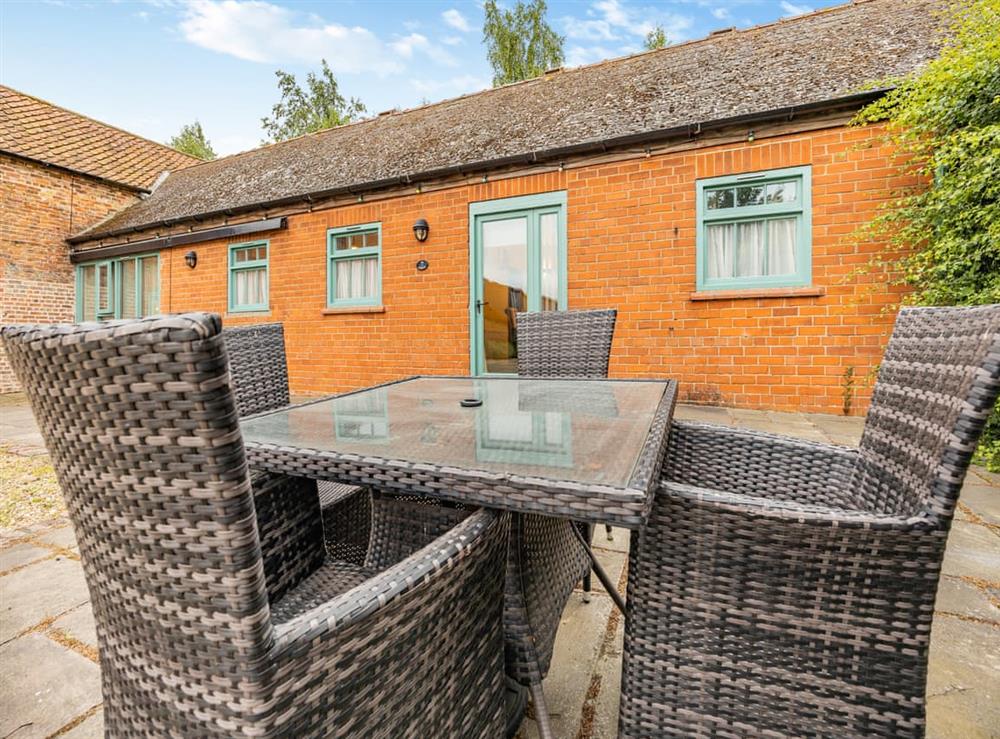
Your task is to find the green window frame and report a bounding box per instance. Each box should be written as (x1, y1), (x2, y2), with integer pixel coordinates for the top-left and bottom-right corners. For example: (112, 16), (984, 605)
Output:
(228, 240), (270, 313)
(75, 253), (159, 321)
(327, 223), (382, 308)
(695, 165), (812, 291)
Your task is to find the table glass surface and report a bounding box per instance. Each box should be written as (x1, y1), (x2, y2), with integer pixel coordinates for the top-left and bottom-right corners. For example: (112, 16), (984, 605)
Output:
(241, 377), (668, 489)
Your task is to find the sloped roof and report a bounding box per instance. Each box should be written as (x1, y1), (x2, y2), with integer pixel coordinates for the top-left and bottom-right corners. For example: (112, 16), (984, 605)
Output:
(75, 0), (944, 242)
(0, 86), (200, 191)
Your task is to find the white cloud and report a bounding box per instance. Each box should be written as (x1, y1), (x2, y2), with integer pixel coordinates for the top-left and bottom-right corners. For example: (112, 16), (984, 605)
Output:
(441, 8), (471, 33)
(390, 32), (459, 67)
(562, 0), (692, 65)
(710, 7), (730, 20)
(566, 44), (619, 67)
(410, 74), (490, 98)
(780, 1), (813, 16)
(180, 0), (402, 74)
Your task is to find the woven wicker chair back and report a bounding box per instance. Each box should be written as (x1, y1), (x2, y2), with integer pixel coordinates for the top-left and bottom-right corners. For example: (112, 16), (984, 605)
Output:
(1, 315), (276, 713)
(852, 304), (1000, 518)
(222, 322), (290, 416)
(516, 309), (617, 378)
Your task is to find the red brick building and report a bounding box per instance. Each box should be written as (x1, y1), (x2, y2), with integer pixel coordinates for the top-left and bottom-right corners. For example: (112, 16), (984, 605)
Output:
(66, 0), (941, 415)
(0, 87), (198, 391)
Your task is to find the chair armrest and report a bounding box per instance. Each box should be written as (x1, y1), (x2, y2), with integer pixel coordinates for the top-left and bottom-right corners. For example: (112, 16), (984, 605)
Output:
(269, 507), (509, 737)
(251, 470), (324, 604)
(273, 507), (509, 645)
(660, 481), (920, 530)
(664, 421), (860, 509)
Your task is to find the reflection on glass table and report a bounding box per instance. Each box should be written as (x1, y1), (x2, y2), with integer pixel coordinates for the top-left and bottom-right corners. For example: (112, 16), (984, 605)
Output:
(474, 381), (572, 468)
(243, 376), (667, 489)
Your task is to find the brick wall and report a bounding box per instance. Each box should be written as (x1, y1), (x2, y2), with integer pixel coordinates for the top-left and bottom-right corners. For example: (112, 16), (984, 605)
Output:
(0, 154), (138, 391)
(112, 123), (908, 415)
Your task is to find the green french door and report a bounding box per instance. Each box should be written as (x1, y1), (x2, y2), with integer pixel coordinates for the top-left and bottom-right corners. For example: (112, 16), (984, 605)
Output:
(469, 192), (567, 375)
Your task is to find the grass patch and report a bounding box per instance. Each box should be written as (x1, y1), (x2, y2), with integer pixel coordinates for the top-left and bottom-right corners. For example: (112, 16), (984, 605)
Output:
(0, 444), (65, 529)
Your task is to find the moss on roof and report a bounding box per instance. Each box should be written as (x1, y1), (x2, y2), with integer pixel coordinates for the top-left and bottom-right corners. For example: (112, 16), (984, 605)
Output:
(75, 0), (943, 242)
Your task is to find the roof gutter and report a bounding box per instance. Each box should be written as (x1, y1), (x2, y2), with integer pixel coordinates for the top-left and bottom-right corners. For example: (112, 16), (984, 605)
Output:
(69, 89), (886, 246)
(69, 217), (287, 264)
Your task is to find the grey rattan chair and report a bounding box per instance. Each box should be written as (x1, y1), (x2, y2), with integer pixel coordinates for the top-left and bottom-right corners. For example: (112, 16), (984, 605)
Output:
(223, 322), (371, 564)
(509, 308), (617, 736)
(620, 304), (1000, 737)
(3, 314), (508, 737)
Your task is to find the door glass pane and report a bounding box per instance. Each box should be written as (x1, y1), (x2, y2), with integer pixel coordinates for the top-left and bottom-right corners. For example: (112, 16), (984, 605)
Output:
(119, 260), (137, 318)
(140, 257), (159, 315)
(80, 265), (96, 321)
(540, 212), (559, 311)
(481, 217), (528, 374)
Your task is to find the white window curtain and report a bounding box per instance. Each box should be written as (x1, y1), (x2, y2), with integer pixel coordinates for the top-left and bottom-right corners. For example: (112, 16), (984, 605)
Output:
(236, 268), (267, 306)
(735, 221), (765, 277)
(767, 218), (797, 275)
(707, 223), (734, 279)
(709, 218), (797, 279)
(336, 257), (377, 300)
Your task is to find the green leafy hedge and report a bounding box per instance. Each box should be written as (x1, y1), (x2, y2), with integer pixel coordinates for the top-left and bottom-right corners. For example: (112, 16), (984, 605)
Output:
(853, 0), (1000, 471)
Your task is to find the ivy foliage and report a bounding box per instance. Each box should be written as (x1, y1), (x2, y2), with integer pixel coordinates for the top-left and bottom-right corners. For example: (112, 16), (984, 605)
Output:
(853, 0), (1000, 470)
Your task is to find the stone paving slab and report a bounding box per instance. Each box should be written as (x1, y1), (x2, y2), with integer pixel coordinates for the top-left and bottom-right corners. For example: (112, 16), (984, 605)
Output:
(35, 525), (78, 552)
(0, 555), (90, 642)
(0, 633), (101, 739)
(959, 485), (1000, 526)
(941, 522), (1000, 581)
(935, 576), (1000, 622)
(0, 543), (51, 574)
(60, 709), (104, 739)
(50, 605), (99, 652)
(926, 617), (1000, 739)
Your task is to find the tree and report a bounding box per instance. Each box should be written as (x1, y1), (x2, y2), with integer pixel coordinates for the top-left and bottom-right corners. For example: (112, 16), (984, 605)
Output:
(852, 0), (1000, 469)
(643, 25), (668, 50)
(261, 59), (366, 143)
(482, 0), (564, 87)
(169, 121), (216, 160)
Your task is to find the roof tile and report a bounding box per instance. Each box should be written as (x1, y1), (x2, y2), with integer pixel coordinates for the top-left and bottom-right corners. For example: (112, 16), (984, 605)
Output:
(0, 86), (200, 190)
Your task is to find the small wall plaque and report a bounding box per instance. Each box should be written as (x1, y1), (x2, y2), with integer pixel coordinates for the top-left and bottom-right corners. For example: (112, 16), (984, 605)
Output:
(416, 259), (429, 271)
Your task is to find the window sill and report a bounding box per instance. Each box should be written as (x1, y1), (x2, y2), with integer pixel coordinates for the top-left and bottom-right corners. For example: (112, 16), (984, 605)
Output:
(322, 305), (386, 315)
(225, 310), (271, 318)
(689, 286), (825, 301)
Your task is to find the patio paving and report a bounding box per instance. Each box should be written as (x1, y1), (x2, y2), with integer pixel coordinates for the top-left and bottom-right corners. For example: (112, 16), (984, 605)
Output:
(0, 399), (997, 738)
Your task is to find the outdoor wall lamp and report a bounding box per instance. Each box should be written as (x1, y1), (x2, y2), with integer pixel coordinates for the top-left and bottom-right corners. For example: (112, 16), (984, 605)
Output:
(184, 250), (198, 269)
(413, 218), (430, 242)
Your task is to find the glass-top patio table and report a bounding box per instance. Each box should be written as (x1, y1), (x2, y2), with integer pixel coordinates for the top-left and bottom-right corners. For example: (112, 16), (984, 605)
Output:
(241, 375), (678, 530)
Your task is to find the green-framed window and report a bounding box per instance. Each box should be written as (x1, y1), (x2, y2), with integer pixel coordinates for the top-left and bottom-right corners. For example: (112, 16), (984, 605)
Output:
(327, 223), (382, 307)
(75, 253), (159, 321)
(695, 165), (812, 291)
(228, 241), (269, 312)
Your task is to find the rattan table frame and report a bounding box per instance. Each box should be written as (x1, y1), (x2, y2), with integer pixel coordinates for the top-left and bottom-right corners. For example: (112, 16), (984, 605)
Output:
(243, 375), (678, 530)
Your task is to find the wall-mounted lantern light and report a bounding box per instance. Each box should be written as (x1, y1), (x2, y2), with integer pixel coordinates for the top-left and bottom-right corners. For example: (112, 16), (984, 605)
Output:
(412, 218), (430, 242)
(184, 250), (198, 269)
(747, 129), (756, 143)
